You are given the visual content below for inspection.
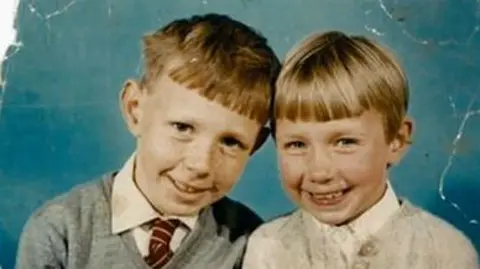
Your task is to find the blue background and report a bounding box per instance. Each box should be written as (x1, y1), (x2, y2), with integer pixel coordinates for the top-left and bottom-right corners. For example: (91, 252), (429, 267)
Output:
(1, 0), (479, 268)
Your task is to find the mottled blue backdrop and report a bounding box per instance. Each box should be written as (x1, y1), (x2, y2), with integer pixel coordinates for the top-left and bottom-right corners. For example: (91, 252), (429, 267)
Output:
(1, 0), (479, 268)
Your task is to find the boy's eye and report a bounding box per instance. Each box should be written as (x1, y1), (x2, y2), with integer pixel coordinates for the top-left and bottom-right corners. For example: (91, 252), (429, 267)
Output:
(284, 141), (306, 149)
(335, 138), (357, 147)
(221, 136), (246, 150)
(170, 122), (194, 134)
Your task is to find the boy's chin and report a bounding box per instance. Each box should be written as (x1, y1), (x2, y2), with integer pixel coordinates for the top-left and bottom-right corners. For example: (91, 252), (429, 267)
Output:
(155, 201), (204, 217)
(308, 210), (355, 226)
(302, 199), (359, 226)
(154, 194), (224, 217)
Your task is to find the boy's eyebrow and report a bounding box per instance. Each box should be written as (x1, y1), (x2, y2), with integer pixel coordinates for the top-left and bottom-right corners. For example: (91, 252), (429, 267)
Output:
(170, 112), (256, 143)
(327, 127), (367, 135)
(275, 125), (368, 139)
(223, 129), (251, 145)
(275, 132), (307, 141)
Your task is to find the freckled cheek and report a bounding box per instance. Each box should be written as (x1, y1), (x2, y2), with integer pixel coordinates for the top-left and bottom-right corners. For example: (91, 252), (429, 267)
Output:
(142, 135), (184, 171)
(334, 153), (380, 183)
(279, 156), (304, 189)
(212, 155), (247, 187)
(335, 156), (362, 171)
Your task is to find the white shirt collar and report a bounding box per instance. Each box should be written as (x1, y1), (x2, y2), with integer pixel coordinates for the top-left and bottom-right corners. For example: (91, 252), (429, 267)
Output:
(347, 180), (399, 239)
(111, 153), (198, 234)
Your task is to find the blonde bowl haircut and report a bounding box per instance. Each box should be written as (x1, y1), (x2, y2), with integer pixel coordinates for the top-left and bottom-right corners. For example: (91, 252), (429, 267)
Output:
(273, 31), (409, 142)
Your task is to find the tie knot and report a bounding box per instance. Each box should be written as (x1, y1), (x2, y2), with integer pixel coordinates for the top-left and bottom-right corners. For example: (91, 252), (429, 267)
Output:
(151, 218), (181, 234)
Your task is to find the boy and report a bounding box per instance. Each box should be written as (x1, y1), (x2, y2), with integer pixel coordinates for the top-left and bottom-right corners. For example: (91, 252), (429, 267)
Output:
(243, 31), (479, 268)
(16, 13), (280, 269)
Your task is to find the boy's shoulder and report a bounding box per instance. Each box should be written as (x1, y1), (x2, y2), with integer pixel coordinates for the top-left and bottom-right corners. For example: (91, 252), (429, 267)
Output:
(400, 200), (473, 242)
(25, 172), (114, 230)
(249, 209), (302, 241)
(16, 172), (116, 268)
(395, 200), (478, 259)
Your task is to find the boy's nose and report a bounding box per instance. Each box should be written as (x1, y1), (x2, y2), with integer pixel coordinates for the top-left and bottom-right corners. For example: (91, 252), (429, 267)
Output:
(308, 169), (334, 184)
(184, 144), (214, 178)
(307, 150), (334, 183)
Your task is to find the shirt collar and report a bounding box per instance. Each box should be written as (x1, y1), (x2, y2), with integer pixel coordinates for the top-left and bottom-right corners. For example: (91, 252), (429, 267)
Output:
(111, 153), (198, 234)
(347, 180), (399, 239)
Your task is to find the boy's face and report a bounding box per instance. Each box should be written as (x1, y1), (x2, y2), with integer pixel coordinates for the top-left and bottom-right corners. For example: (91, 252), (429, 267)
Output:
(275, 111), (411, 225)
(121, 74), (263, 216)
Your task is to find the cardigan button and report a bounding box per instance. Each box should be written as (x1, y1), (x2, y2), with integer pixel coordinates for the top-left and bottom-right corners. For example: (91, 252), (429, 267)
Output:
(358, 241), (378, 257)
(352, 260), (369, 269)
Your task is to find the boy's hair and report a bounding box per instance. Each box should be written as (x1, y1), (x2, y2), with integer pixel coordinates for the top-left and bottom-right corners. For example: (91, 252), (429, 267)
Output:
(274, 31), (409, 142)
(140, 13), (280, 125)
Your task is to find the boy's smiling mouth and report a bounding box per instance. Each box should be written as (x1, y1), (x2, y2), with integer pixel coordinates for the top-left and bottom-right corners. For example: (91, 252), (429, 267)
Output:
(166, 174), (212, 194)
(306, 187), (353, 206)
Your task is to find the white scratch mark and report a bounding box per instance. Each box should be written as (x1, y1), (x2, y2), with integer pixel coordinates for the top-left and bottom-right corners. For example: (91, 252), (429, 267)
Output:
(376, 0), (430, 45)
(448, 95), (458, 118)
(437, 25), (479, 46)
(373, 0), (480, 224)
(28, 3), (46, 20)
(28, 0), (80, 31)
(377, 0), (479, 47)
(364, 25), (385, 36)
(0, 0), (21, 119)
(466, 25), (480, 45)
(438, 97), (479, 225)
(45, 0), (78, 20)
(378, 0), (393, 20)
(399, 29), (430, 45)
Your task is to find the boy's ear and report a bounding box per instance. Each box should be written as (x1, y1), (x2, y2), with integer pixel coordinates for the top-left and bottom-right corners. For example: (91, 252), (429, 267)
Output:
(387, 116), (414, 165)
(119, 79), (144, 137)
(250, 126), (271, 155)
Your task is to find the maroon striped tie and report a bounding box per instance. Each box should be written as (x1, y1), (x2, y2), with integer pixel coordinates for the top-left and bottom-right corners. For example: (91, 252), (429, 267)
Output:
(144, 218), (181, 269)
